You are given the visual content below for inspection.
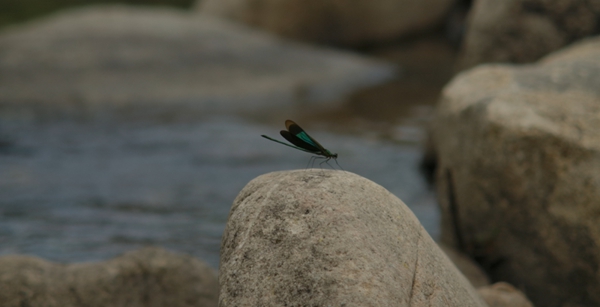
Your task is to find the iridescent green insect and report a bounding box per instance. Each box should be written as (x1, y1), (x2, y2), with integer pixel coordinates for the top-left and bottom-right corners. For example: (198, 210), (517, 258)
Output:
(261, 120), (339, 165)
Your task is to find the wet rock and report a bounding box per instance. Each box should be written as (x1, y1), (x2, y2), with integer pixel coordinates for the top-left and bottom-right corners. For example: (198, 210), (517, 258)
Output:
(196, 0), (454, 46)
(478, 282), (534, 307)
(219, 170), (487, 307)
(432, 38), (600, 307)
(0, 5), (395, 119)
(0, 247), (218, 307)
(459, 0), (600, 69)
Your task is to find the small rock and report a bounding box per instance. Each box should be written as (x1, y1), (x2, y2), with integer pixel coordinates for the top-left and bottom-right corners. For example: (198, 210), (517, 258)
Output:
(0, 247), (219, 307)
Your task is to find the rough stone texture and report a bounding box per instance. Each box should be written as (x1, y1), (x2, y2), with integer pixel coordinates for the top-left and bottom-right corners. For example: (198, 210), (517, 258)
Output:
(0, 247), (219, 307)
(432, 37), (600, 307)
(196, 0), (454, 46)
(0, 5), (395, 119)
(459, 0), (600, 69)
(219, 170), (487, 307)
(478, 282), (534, 307)
(439, 244), (490, 288)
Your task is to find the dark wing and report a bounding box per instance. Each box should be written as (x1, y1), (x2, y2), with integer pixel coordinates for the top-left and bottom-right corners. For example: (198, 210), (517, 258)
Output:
(280, 130), (320, 153)
(284, 120), (327, 153)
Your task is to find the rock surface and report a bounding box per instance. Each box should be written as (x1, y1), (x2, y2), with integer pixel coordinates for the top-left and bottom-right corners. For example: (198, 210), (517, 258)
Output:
(196, 0), (454, 46)
(0, 247), (219, 307)
(478, 282), (534, 307)
(219, 170), (487, 307)
(0, 5), (395, 119)
(439, 244), (490, 288)
(459, 0), (600, 69)
(432, 37), (600, 307)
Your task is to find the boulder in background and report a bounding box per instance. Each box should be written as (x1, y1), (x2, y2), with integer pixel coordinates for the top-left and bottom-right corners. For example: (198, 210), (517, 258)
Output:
(0, 247), (219, 307)
(197, 0), (455, 46)
(432, 37), (600, 307)
(459, 0), (600, 69)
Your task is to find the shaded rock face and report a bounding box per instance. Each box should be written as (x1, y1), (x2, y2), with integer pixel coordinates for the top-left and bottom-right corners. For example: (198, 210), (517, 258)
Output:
(439, 244), (490, 288)
(478, 282), (534, 307)
(219, 170), (486, 307)
(197, 0), (454, 46)
(0, 5), (395, 119)
(432, 38), (600, 307)
(459, 0), (600, 69)
(0, 247), (219, 307)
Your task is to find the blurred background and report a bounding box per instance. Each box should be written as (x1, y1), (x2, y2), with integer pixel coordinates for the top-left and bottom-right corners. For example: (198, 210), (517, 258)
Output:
(0, 0), (194, 27)
(0, 0), (468, 269)
(5, 2), (600, 306)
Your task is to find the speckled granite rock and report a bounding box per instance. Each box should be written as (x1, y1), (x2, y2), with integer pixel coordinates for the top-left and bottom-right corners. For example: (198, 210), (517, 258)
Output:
(219, 170), (487, 307)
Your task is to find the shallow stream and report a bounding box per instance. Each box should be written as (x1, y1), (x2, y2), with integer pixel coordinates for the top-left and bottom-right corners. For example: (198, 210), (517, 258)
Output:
(0, 115), (438, 268)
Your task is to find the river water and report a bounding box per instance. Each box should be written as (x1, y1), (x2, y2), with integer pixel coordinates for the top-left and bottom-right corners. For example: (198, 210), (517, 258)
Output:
(0, 113), (438, 269)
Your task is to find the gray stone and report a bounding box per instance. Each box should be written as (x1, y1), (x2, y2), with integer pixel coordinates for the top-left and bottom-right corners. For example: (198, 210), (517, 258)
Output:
(432, 37), (600, 307)
(0, 247), (219, 307)
(196, 0), (454, 46)
(459, 0), (600, 69)
(0, 5), (395, 119)
(219, 170), (487, 307)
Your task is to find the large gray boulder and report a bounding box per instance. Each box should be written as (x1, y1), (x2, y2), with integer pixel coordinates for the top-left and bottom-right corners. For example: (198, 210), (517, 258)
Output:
(0, 247), (219, 307)
(196, 0), (454, 46)
(459, 0), (600, 69)
(219, 170), (487, 307)
(0, 5), (395, 119)
(432, 37), (600, 307)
